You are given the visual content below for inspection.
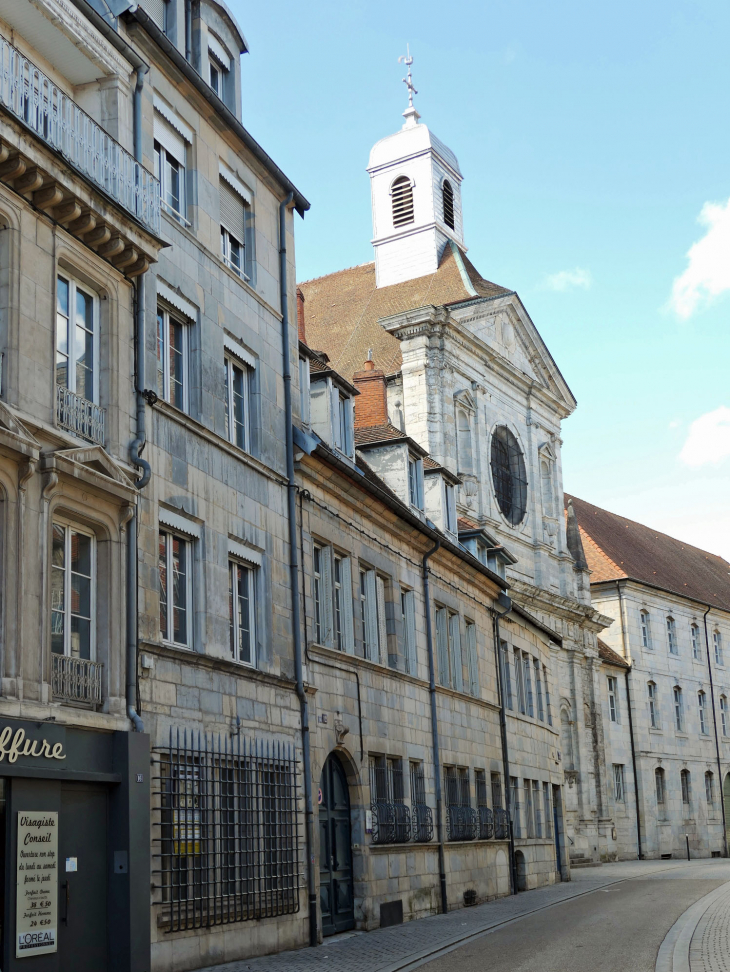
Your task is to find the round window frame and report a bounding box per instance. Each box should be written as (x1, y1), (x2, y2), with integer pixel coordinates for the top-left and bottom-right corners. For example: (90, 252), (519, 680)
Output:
(489, 425), (528, 526)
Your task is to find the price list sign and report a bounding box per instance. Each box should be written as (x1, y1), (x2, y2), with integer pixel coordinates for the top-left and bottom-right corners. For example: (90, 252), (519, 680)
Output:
(16, 812), (58, 957)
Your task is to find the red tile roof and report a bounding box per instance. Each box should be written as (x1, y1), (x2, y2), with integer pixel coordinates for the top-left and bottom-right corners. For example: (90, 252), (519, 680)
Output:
(354, 422), (407, 446)
(566, 494), (730, 612)
(597, 638), (629, 669)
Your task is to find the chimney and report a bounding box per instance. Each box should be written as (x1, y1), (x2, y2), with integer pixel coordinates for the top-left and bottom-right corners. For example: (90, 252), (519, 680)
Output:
(352, 352), (388, 428)
(296, 287), (306, 342)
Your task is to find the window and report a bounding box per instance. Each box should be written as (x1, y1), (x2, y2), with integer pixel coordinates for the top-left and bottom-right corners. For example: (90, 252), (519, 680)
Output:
(648, 681), (659, 729)
(560, 708), (574, 770)
(714, 631), (724, 666)
(159, 530), (192, 648)
(51, 521), (95, 659)
(543, 665), (553, 726)
(543, 782), (552, 838)
(313, 545), (327, 645)
(692, 623), (701, 660)
(490, 426), (528, 526)
(706, 771), (715, 806)
(681, 769), (691, 806)
(333, 554), (351, 651)
(209, 55), (227, 96)
(299, 356), (310, 426)
(442, 179), (455, 229)
(315, 547), (354, 652)
(157, 307), (188, 411)
(674, 686), (684, 732)
(607, 676), (619, 723)
(698, 691), (708, 734)
(391, 176), (414, 227)
(655, 767), (666, 805)
(141, 0), (167, 31)
(491, 773), (503, 809)
(500, 642), (513, 710)
(475, 770), (488, 808)
(401, 589), (417, 675)
(408, 456), (424, 510)
(360, 568), (386, 663)
(534, 781), (543, 838)
(540, 460), (554, 517)
(444, 766), (470, 808)
(224, 356), (251, 451)
(410, 761), (432, 842)
(514, 647), (526, 714)
(510, 777), (520, 837)
(456, 409), (473, 473)
(721, 696), (728, 736)
(449, 613), (463, 693)
(667, 617), (678, 655)
(436, 608), (462, 690)
(613, 764), (625, 803)
(465, 620), (479, 696)
(154, 118), (186, 222)
(56, 274), (97, 403)
(444, 482), (457, 534)
(640, 611), (652, 649)
(229, 561), (255, 665)
(220, 178), (250, 281)
(523, 654), (534, 718)
(334, 391), (353, 458)
(524, 780), (535, 838)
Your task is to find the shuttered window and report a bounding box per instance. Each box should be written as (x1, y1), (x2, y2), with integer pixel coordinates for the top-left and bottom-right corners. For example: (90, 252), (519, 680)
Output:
(220, 179), (245, 243)
(436, 608), (449, 687)
(402, 590), (417, 676)
(142, 0), (167, 30)
(466, 621), (479, 696)
(376, 575), (388, 665)
(442, 179), (455, 229)
(337, 557), (355, 653)
(391, 176), (414, 227)
(449, 614), (463, 693)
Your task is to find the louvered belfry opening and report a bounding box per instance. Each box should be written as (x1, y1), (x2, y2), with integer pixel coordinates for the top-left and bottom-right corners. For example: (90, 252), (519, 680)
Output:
(442, 179), (455, 229)
(391, 176), (414, 227)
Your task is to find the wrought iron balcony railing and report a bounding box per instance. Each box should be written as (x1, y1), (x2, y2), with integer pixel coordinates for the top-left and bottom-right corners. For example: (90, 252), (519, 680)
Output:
(56, 385), (105, 445)
(493, 807), (510, 840)
(446, 805), (478, 842)
(478, 806), (494, 840)
(0, 37), (160, 234)
(370, 802), (412, 845)
(411, 803), (433, 843)
(52, 653), (103, 706)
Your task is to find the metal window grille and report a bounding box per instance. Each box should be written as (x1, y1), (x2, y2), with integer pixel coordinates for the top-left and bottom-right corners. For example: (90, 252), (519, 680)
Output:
(493, 808), (509, 840)
(56, 385), (105, 445)
(442, 179), (455, 229)
(152, 729), (300, 932)
(369, 757), (410, 844)
(51, 654), (102, 706)
(445, 767), (477, 841)
(410, 761), (433, 843)
(490, 426), (528, 525)
(391, 176), (414, 227)
(475, 771), (493, 839)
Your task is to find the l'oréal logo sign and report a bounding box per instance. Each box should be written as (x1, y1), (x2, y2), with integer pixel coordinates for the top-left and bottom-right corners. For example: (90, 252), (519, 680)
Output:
(0, 727), (65, 763)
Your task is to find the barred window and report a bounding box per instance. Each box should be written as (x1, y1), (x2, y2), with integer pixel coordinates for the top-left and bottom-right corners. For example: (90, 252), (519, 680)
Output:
(490, 426), (528, 525)
(154, 731), (299, 931)
(613, 764), (625, 803)
(410, 761), (433, 843)
(369, 755), (409, 844)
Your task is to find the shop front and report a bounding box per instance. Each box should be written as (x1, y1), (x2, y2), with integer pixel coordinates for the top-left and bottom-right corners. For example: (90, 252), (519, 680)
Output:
(0, 717), (149, 972)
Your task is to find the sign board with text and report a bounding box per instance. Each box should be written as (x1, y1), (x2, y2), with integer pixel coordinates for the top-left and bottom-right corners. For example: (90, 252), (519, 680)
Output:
(16, 812), (58, 957)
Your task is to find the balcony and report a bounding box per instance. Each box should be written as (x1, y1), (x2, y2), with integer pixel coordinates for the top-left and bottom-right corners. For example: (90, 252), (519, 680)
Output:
(446, 805), (478, 842)
(493, 808), (510, 840)
(52, 654), (103, 707)
(370, 802), (412, 845)
(478, 806), (494, 840)
(411, 803), (433, 843)
(56, 385), (105, 445)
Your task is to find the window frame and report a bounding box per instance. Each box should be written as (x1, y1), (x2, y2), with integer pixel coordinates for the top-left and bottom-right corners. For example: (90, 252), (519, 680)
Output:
(159, 529), (194, 650)
(229, 559), (256, 667)
(680, 768), (691, 806)
(706, 771), (715, 806)
(674, 686), (684, 732)
(157, 305), (189, 412)
(613, 764), (625, 803)
(721, 695), (728, 737)
(691, 623), (701, 660)
(408, 455), (424, 511)
(648, 680), (659, 729)
(224, 354), (252, 452)
(655, 767), (666, 805)
(607, 676), (619, 723)
(154, 139), (186, 223)
(666, 616), (678, 655)
(640, 610), (652, 650)
(714, 631), (724, 666)
(698, 690), (708, 734)
(56, 273), (99, 404)
(444, 481), (457, 534)
(51, 518), (97, 661)
(401, 588), (417, 676)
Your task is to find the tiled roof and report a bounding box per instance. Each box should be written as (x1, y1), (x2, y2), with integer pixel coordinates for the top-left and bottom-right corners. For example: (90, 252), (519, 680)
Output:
(354, 422), (407, 446)
(297, 243), (512, 381)
(458, 516), (480, 531)
(566, 494), (730, 613)
(597, 638), (629, 669)
(423, 456), (441, 470)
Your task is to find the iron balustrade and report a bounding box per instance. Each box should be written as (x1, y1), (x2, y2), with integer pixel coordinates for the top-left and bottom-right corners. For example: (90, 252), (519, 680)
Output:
(494, 808), (509, 840)
(152, 729), (300, 932)
(446, 805), (478, 842)
(478, 806), (494, 840)
(0, 36), (160, 234)
(51, 653), (103, 706)
(56, 384), (105, 445)
(411, 803), (433, 842)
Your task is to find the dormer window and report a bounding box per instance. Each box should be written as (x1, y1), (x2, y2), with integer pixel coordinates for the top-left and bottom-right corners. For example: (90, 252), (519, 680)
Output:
(210, 59), (223, 96)
(391, 176), (414, 227)
(408, 456), (424, 510)
(310, 377), (355, 460)
(444, 482), (457, 534)
(207, 33), (231, 99)
(334, 390), (353, 457)
(442, 179), (455, 229)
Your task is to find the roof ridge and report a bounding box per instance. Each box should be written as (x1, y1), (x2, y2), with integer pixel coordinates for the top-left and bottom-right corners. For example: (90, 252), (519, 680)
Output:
(297, 261), (375, 286)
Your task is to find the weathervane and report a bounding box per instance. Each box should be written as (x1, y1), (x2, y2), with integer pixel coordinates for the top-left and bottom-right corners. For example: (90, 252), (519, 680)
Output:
(398, 45), (417, 109)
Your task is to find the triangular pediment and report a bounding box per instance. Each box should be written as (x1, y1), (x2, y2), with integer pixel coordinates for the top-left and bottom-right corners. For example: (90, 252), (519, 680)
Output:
(0, 402), (40, 447)
(53, 445), (135, 487)
(453, 388), (476, 411)
(538, 441), (557, 462)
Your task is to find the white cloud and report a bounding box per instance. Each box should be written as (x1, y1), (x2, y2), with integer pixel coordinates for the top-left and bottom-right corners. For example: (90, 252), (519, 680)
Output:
(543, 267), (592, 292)
(678, 406), (730, 467)
(670, 197), (730, 318)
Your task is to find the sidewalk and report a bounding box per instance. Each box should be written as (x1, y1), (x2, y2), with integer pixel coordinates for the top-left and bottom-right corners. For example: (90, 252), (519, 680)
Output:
(200, 859), (720, 972)
(689, 882), (730, 971)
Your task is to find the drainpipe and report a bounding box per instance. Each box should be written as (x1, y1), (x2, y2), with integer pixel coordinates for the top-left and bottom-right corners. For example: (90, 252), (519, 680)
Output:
(492, 592), (517, 894)
(616, 582), (642, 859)
(126, 64), (151, 733)
(184, 0), (192, 61)
(703, 606), (728, 858)
(422, 538), (447, 914)
(279, 193), (317, 946)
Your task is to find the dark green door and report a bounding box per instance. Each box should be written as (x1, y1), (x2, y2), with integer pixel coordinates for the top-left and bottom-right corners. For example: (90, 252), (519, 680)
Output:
(319, 754), (354, 936)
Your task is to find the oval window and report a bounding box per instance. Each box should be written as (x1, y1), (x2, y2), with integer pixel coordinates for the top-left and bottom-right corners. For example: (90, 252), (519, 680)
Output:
(490, 426), (527, 525)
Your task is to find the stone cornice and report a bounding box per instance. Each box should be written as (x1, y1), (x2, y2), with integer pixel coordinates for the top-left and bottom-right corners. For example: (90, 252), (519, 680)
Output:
(510, 578), (612, 633)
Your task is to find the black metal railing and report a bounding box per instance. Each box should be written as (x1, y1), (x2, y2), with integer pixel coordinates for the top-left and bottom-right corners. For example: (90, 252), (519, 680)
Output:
(478, 806), (494, 840)
(494, 808), (509, 840)
(371, 802), (411, 844)
(446, 806), (478, 842)
(411, 803), (433, 842)
(152, 729), (300, 932)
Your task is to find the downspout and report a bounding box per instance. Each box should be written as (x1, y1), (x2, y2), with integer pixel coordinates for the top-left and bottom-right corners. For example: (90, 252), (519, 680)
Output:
(492, 592), (517, 894)
(422, 538), (447, 914)
(703, 606), (728, 858)
(616, 582), (642, 859)
(184, 0), (192, 61)
(126, 64), (151, 733)
(279, 193), (317, 946)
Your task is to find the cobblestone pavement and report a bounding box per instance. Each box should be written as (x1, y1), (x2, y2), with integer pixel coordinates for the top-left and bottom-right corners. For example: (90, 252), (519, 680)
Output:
(200, 860), (726, 972)
(689, 883), (730, 971)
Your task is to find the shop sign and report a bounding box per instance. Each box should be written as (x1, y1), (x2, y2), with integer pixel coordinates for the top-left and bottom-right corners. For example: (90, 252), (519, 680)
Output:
(0, 727), (65, 763)
(16, 812), (58, 957)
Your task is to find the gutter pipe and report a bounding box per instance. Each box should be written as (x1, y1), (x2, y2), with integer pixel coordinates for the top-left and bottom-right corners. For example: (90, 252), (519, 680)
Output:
(422, 538), (448, 914)
(492, 592), (517, 893)
(279, 193), (317, 946)
(703, 606), (728, 858)
(616, 582), (642, 859)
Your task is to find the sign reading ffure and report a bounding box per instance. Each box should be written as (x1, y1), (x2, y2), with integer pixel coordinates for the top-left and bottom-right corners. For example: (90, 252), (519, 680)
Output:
(16, 812), (58, 958)
(0, 727), (65, 763)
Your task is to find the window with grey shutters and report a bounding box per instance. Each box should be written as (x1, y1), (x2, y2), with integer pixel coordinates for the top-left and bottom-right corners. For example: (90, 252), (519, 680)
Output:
(436, 608), (450, 687)
(402, 590), (417, 676)
(376, 575), (388, 665)
(449, 614), (463, 693)
(361, 569), (380, 662)
(337, 556), (355, 653)
(466, 621), (478, 696)
(220, 179), (249, 280)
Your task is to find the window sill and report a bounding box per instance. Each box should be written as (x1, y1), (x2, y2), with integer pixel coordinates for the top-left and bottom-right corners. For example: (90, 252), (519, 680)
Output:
(161, 202), (192, 228)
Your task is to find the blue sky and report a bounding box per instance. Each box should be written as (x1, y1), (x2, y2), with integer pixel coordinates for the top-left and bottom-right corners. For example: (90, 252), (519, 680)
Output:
(230, 0), (730, 559)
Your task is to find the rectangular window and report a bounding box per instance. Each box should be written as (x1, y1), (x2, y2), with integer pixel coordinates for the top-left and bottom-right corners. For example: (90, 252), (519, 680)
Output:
(648, 682), (659, 729)
(444, 766), (470, 808)
(159, 530), (193, 648)
(475, 770), (488, 808)
(543, 665), (553, 726)
(534, 781), (543, 837)
(721, 697), (728, 736)
(220, 178), (249, 281)
(313, 544), (325, 645)
(655, 768), (666, 805)
(543, 782), (552, 838)
(209, 56), (227, 96)
(401, 589), (417, 676)
(444, 483), (457, 533)
(699, 692), (708, 734)
(465, 620), (479, 696)
(224, 356), (251, 451)
(523, 653), (534, 718)
(157, 307), (188, 411)
(229, 560), (255, 666)
(524, 779), (535, 838)
(448, 613), (463, 693)
(674, 687), (684, 732)
(714, 632), (724, 666)
(491, 773), (503, 809)
(500, 641), (513, 710)
(408, 457), (424, 510)
(641, 611), (652, 649)
(510, 777), (520, 838)
(667, 617), (678, 654)
(534, 659), (545, 721)
(51, 521), (95, 659)
(681, 770), (691, 806)
(360, 568), (385, 663)
(706, 773), (715, 806)
(436, 607), (450, 687)
(56, 275), (97, 403)
(607, 676), (619, 723)
(514, 648), (525, 714)
(692, 624), (701, 660)
(613, 764), (625, 803)
(154, 116), (187, 222)
(299, 357), (310, 426)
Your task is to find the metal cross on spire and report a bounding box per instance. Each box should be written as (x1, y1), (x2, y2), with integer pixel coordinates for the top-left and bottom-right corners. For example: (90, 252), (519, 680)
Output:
(398, 45), (417, 109)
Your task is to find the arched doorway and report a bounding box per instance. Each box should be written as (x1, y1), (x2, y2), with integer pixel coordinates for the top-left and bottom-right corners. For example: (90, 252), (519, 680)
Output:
(515, 850), (527, 892)
(319, 752), (355, 936)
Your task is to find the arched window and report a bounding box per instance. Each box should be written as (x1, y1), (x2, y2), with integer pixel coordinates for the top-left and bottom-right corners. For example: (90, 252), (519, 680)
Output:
(698, 690), (708, 734)
(391, 176), (414, 227)
(490, 426), (528, 525)
(705, 771), (715, 805)
(655, 767), (666, 805)
(721, 696), (728, 737)
(666, 616), (677, 655)
(442, 179), (455, 229)
(640, 611), (652, 649)
(673, 686), (684, 732)
(681, 768), (691, 805)
(560, 707), (574, 770)
(540, 460), (554, 517)
(691, 623), (701, 660)
(456, 409), (473, 474)
(714, 630), (724, 666)
(648, 681), (659, 729)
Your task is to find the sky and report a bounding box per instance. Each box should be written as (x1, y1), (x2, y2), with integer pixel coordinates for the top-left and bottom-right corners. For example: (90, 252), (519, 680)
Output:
(229, 0), (730, 560)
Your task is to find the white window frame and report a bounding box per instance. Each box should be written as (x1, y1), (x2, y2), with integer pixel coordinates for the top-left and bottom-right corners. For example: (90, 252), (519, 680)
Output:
(408, 456), (424, 510)
(159, 529), (193, 649)
(209, 55), (226, 96)
(401, 588), (417, 676)
(721, 696), (728, 736)
(157, 305), (189, 412)
(51, 518), (96, 660)
(674, 686), (684, 732)
(681, 769), (691, 806)
(444, 482), (457, 534)
(56, 274), (99, 404)
(691, 623), (701, 660)
(613, 764), (625, 803)
(648, 681), (659, 729)
(714, 631), (724, 666)
(333, 388), (354, 459)
(655, 767), (666, 805)
(229, 559), (256, 667)
(667, 616), (678, 655)
(154, 138), (187, 224)
(225, 354), (252, 452)
(706, 772), (715, 805)
(607, 676), (619, 723)
(221, 225), (248, 280)
(698, 691), (708, 734)
(641, 610), (652, 649)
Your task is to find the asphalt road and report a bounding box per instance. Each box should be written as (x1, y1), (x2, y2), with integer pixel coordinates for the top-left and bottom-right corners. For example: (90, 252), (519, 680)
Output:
(421, 865), (730, 972)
